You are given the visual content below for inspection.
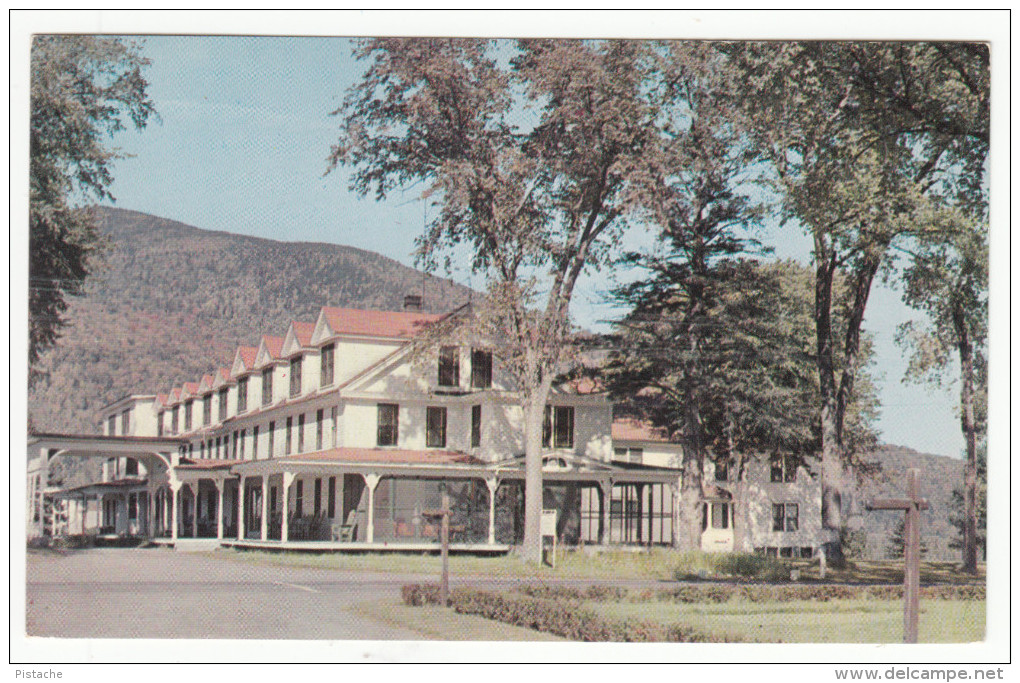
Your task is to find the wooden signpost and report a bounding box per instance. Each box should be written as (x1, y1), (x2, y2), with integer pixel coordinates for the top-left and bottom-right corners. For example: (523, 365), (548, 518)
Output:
(866, 468), (930, 643)
(423, 483), (454, 606)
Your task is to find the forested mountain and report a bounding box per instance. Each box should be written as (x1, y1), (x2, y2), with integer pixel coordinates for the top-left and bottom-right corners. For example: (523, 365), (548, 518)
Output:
(853, 445), (967, 561)
(28, 207), (472, 434)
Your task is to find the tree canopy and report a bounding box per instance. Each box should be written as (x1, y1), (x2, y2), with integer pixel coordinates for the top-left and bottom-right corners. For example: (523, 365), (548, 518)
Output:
(30, 35), (155, 375)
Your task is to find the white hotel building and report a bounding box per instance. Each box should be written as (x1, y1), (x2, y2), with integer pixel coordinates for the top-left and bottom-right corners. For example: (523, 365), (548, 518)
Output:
(28, 301), (822, 556)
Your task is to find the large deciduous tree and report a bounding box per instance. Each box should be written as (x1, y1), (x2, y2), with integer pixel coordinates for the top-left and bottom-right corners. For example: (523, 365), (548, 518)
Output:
(30, 35), (155, 377)
(723, 41), (988, 561)
(897, 214), (988, 572)
(329, 38), (662, 561)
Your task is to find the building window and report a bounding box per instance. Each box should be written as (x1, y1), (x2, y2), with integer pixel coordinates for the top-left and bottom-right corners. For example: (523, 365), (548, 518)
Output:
(320, 343), (335, 387)
(125, 459), (138, 476)
(715, 459), (729, 482)
(232, 430), (239, 459)
(314, 478), (322, 515)
(471, 349), (492, 389)
(772, 503), (799, 532)
(157, 411), (164, 437)
(252, 425), (259, 460)
(331, 406), (338, 447)
(171, 406), (179, 434)
(270, 486), (277, 514)
(215, 436), (221, 457)
(237, 377), (249, 413)
(377, 404), (399, 446)
(203, 395), (212, 425)
(295, 480), (304, 519)
(711, 502), (729, 529)
(629, 448), (644, 464)
(439, 346), (459, 387)
(240, 428), (246, 459)
(426, 406), (447, 448)
(316, 409), (324, 450)
(471, 404), (482, 448)
(108, 414), (117, 435)
(328, 476), (336, 517)
(770, 454), (797, 483)
(218, 388), (228, 420)
(268, 421), (275, 458)
(286, 417), (293, 455)
(262, 367), (274, 406)
(128, 493), (137, 520)
(121, 409), (130, 435)
(543, 405), (575, 449)
(184, 401), (193, 431)
(290, 356), (303, 397)
(298, 414), (305, 452)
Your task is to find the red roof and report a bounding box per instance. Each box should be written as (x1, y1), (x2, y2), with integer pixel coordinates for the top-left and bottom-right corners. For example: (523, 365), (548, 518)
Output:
(261, 335), (285, 359)
(218, 368), (232, 382)
(612, 418), (674, 444)
(183, 382), (199, 394)
(236, 346), (258, 370)
(177, 458), (236, 470)
(291, 321), (315, 347)
(200, 374), (214, 387)
(321, 307), (442, 340)
(169, 387), (181, 403)
(563, 377), (604, 394)
(155, 393), (168, 407)
(279, 447), (483, 466)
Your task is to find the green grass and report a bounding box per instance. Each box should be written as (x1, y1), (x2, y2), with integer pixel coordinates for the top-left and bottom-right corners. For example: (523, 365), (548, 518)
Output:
(352, 601), (565, 641)
(207, 548), (985, 585)
(591, 599), (986, 643)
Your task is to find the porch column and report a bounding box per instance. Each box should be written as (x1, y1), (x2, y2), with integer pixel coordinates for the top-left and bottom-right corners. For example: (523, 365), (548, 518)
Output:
(214, 479), (225, 540)
(191, 484), (199, 537)
(485, 477), (499, 545)
(598, 478), (611, 546)
(670, 480), (681, 549)
(635, 484), (645, 544)
(364, 473), (380, 544)
(38, 447), (49, 536)
(237, 476), (246, 540)
(169, 480), (182, 541)
(281, 472), (295, 543)
(260, 476), (269, 541)
(147, 482), (157, 537)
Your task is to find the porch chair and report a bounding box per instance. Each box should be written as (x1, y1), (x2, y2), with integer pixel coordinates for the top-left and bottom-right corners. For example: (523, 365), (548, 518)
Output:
(331, 510), (358, 542)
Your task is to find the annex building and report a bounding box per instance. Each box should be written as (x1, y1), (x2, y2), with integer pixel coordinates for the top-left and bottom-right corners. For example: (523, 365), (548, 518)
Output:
(27, 300), (822, 557)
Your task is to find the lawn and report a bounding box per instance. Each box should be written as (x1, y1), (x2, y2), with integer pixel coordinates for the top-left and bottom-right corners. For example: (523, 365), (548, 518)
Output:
(208, 547), (985, 585)
(590, 599), (985, 643)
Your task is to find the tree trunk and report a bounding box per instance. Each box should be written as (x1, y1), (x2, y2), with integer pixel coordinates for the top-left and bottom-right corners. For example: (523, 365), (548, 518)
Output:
(521, 378), (554, 563)
(731, 449), (749, 552)
(678, 401), (706, 551)
(814, 247), (845, 561)
(954, 304), (979, 573)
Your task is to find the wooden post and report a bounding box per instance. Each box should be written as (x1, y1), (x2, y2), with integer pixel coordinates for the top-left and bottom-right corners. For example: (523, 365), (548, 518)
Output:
(440, 483), (450, 607)
(866, 468), (929, 643)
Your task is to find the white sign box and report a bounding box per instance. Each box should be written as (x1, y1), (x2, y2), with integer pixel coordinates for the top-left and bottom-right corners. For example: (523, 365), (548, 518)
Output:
(541, 509), (557, 536)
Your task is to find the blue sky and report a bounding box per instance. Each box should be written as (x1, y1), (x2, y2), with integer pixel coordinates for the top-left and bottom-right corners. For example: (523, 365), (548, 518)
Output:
(100, 35), (967, 458)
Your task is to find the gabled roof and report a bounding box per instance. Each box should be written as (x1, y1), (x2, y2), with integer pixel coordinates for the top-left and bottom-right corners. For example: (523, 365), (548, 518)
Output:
(231, 346), (259, 377)
(167, 387), (182, 404)
(282, 321), (316, 357)
(181, 382), (200, 400)
(155, 393), (168, 408)
(212, 367), (233, 389)
(318, 306), (443, 341)
(198, 374), (215, 394)
(255, 335), (286, 368)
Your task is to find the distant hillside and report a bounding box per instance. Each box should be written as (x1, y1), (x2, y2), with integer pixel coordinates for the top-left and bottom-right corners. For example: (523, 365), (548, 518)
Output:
(853, 444), (966, 562)
(28, 207), (473, 435)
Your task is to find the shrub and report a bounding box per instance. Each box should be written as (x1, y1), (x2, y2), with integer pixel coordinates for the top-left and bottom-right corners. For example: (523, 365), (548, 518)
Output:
(401, 583), (443, 606)
(448, 589), (742, 642)
(49, 534), (94, 550)
(672, 551), (792, 582)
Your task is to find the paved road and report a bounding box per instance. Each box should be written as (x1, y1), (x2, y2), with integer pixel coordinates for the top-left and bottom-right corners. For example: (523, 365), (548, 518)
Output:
(26, 548), (429, 639)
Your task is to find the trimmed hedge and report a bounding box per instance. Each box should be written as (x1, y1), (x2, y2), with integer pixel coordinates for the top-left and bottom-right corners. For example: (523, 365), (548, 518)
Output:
(654, 583), (985, 603)
(448, 588), (742, 642)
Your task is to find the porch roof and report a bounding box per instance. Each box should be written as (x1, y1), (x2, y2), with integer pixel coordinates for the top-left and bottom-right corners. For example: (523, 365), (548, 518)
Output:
(277, 447), (485, 466)
(50, 477), (147, 498)
(176, 457), (237, 470)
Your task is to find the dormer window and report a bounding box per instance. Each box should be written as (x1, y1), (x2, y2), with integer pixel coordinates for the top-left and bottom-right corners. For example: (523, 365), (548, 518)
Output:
(108, 415), (117, 436)
(171, 405), (179, 434)
(237, 376), (249, 413)
(121, 409), (130, 435)
(715, 459), (729, 482)
(439, 346), (459, 387)
(203, 394), (212, 425)
(184, 400), (193, 431)
(320, 343), (335, 387)
(770, 454), (797, 483)
(471, 349), (492, 389)
(157, 411), (164, 437)
(218, 388), (228, 420)
(290, 356), (303, 398)
(262, 367), (273, 406)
